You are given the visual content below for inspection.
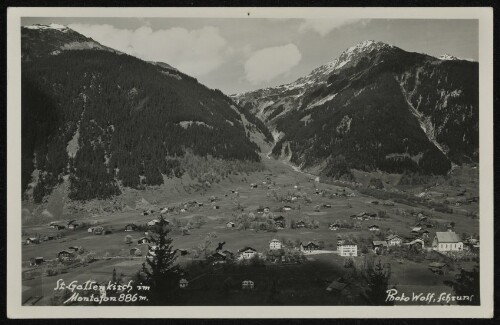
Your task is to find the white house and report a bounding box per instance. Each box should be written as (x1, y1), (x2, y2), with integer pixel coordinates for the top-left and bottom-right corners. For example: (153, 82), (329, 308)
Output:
(432, 231), (463, 252)
(179, 278), (189, 288)
(239, 247), (257, 260)
(338, 241), (358, 257)
(368, 225), (380, 231)
(386, 234), (403, 246)
(269, 239), (282, 250)
(226, 221), (235, 228)
(329, 223), (340, 231)
(242, 280), (254, 289)
(147, 219), (160, 227)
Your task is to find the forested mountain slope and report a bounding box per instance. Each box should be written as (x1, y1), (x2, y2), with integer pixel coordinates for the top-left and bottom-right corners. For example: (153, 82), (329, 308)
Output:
(22, 24), (272, 202)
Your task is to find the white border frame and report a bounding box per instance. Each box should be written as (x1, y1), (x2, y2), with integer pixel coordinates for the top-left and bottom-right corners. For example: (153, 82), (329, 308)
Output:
(7, 6), (494, 319)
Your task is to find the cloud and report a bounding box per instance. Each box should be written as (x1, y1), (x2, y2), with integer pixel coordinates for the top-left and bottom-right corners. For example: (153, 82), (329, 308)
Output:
(244, 44), (302, 84)
(299, 19), (368, 37)
(68, 24), (233, 76)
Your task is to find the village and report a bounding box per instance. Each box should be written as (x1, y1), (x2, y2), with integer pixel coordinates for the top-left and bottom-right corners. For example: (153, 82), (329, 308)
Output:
(21, 157), (480, 306)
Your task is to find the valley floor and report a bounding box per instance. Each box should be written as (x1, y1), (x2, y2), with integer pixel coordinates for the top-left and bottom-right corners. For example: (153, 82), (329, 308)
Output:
(21, 154), (480, 306)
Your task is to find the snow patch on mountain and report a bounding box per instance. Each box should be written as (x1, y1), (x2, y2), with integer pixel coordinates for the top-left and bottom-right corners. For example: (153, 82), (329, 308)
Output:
(399, 83), (448, 156)
(178, 121), (213, 129)
(307, 93), (337, 110)
(24, 23), (69, 31)
(438, 54), (460, 61)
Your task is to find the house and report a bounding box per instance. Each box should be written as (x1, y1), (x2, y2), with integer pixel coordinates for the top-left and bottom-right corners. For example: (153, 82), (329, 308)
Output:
(269, 239), (282, 250)
(322, 204), (332, 208)
(213, 205), (220, 210)
(222, 250), (234, 259)
(226, 221), (236, 228)
(242, 280), (254, 289)
(417, 213), (428, 221)
(30, 257), (44, 267)
(87, 227), (94, 233)
(338, 241), (358, 257)
(26, 237), (40, 245)
(124, 224), (137, 232)
(57, 250), (74, 261)
(326, 278), (349, 293)
(256, 207), (264, 214)
(263, 207), (270, 213)
(273, 216), (286, 229)
(239, 247), (257, 260)
(68, 246), (80, 253)
(250, 183), (258, 188)
(54, 225), (66, 230)
(372, 241), (388, 254)
(432, 231), (463, 252)
(405, 238), (425, 250)
(179, 278), (189, 288)
(130, 247), (142, 256)
(385, 234), (403, 246)
(147, 219), (160, 227)
(210, 251), (227, 264)
(295, 221), (306, 228)
(42, 234), (56, 241)
(383, 200), (395, 206)
(420, 230), (430, 238)
(282, 206), (293, 212)
(329, 223), (340, 231)
(68, 223), (79, 230)
(160, 208), (169, 214)
(368, 225), (380, 231)
(180, 208), (187, 213)
(93, 226), (104, 235)
(300, 241), (320, 253)
(137, 237), (150, 245)
(412, 226), (422, 233)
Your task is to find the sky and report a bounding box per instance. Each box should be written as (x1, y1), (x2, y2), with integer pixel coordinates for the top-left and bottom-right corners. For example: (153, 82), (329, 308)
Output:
(22, 17), (478, 95)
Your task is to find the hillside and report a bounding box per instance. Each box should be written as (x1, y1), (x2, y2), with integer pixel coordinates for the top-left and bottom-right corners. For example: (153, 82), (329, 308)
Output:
(21, 24), (272, 203)
(233, 41), (479, 177)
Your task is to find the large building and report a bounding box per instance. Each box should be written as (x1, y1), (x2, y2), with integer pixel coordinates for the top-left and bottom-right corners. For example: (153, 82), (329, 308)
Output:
(432, 231), (463, 252)
(338, 240), (358, 257)
(269, 239), (282, 250)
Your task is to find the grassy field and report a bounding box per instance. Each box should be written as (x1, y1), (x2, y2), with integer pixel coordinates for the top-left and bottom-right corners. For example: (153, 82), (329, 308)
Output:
(21, 155), (479, 306)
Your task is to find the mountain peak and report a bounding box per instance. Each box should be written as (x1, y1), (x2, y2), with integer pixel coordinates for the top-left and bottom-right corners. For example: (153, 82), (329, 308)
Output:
(310, 40), (396, 77)
(347, 40), (394, 52)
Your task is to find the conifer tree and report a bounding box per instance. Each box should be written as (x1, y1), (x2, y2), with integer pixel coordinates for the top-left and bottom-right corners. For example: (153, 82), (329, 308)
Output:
(141, 216), (181, 304)
(364, 259), (393, 305)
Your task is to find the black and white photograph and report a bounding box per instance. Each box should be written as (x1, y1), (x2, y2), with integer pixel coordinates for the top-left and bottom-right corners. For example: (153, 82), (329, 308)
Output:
(6, 6), (494, 318)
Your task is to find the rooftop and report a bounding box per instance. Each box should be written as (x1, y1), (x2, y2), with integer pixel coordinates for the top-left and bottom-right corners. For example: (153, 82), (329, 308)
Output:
(435, 231), (461, 243)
